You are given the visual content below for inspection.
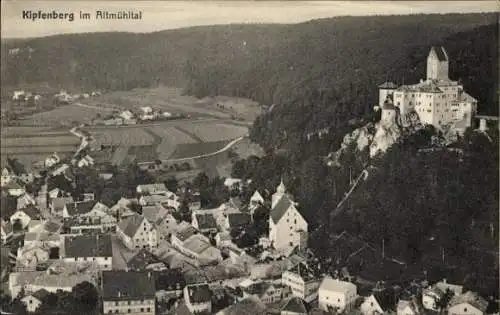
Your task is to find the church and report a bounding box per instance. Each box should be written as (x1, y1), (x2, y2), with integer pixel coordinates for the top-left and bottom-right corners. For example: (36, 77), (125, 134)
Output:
(378, 46), (478, 133)
(268, 178), (308, 255)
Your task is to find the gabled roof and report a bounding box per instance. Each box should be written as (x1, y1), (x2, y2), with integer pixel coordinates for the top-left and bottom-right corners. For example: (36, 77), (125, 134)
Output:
(430, 46), (448, 62)
(195, 214), (217, 230)
(450, 291), (488, 312)
(102, 271), (156, 300)
(319, 276), (356, 294)
(142, 205), (168, 224)
(227, 213), (252, 228)
(17, 205), (42, 219)
(287, 262), (319, 282)
(118, 214), (146, 238)
(175, 225), (198, 242)
(51, 197), (74, 212)
(127, 249), (161, 270)
(64, 234), (112, 258)
(372, 288), (397, 312)
(155, 269), (186, 291)
(218, 297), (268, 315)
(281, 296), (309, 314)
(378, 82), (398, 89)
(1, 220), (13, 235)
(64, 200), (98, 216)
(270, 195), (294, 224)
(185, 284), (211, 304)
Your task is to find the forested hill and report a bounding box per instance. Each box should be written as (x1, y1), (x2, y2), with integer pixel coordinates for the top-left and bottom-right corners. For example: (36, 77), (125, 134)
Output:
(2, 14), (497, 121)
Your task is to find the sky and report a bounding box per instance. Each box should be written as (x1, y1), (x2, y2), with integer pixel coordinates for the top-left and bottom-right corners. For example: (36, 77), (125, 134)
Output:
(1, 1), (498, 38)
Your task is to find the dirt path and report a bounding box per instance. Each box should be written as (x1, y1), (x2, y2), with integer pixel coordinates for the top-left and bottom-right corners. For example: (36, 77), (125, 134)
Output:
(173, 126), (204, 143)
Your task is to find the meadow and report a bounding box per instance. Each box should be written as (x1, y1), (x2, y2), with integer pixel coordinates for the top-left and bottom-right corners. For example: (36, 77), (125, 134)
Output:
(19, 103), (112, 127)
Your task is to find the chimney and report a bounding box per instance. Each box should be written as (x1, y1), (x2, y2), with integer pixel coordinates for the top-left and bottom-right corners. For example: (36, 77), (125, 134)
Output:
(117, 290), (121, 298)
(442, 279), (447, 284)
(148, 272), (151, 279)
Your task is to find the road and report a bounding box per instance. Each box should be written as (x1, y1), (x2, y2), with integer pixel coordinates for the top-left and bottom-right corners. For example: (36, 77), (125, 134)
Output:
(137, 136), (246, 165)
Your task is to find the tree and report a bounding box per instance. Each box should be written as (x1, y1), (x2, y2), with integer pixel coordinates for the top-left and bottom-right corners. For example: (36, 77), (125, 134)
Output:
(164, 177), (178, 192)
(72, 281), (98, 313)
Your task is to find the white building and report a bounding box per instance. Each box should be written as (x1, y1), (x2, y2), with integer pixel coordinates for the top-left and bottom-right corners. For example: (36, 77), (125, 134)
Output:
(63, 234), (113, 270)
(269, 179), (308, 254)
(21, 290), (48, 313)
(448, 291), (488, 315)
(10, 206), (42, 230)
(318, 276), (357, 313)
(380, 46), (477, 133)
(184, 284), (212, 314)
(282, 263), (321, 303)
(117, 214), (157, 250)
(397, 298), (423, 315)
(136, 183), (169, 195)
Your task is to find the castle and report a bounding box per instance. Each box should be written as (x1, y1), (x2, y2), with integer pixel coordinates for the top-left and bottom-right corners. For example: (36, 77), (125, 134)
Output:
(378, 46), (478, 133)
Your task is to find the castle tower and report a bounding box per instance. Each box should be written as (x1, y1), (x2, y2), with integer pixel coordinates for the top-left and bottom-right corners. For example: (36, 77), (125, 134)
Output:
(427, 46), (449, 81)
(380, 96), (397, 126)
(272, 177), (286, 208)
(378, 82), (397, 107)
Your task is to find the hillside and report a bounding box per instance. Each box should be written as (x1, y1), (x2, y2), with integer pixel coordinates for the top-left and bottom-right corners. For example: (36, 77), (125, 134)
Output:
(2, 14), (497, 121)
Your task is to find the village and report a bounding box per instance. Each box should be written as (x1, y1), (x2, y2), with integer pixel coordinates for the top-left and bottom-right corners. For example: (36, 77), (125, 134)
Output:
(1, 141), (497, 315)
(0, 45), (498, 315)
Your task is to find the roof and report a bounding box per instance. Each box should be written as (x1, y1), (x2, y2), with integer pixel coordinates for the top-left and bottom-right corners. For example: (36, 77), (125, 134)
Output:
(218, 297), (267, 315)
(175, 225), (198, 242)
(31, 289), (51, 301)
(281, 296), (309, 314)
(140, 194), (171, 205)
(244, 281), (274, 297)
(137, 183), (167, 194)
(64, 200), (98, 216)
(51, 197), (74, 212)
(372, 288), (397, 311)
(118, 214), (146, 238)
(378, 82), (398, 89)
(397, 299), (422, 314)
(155, 269), (186, 291)
(270, 195), (294, 224)
(142, 205), (168, 223)
(44, 220), (62, 233)
(227, 197), (243, 210)
(430, 46), (448, 62)
(195, 214), (217, 230)
(18, 205), (42, 219)
(185, 284), (211, 304)
(102, 271), (156, 300)
(450, 291), (488, 312)
(65, 234), (112, 258)
(319, 276), (356, 294)
(287, 262), (319, 282)
(227, 213), (251, 228)
(183, 235), (212, 254)
(127, 249), (161, 270)
(435, 280), (463, 296)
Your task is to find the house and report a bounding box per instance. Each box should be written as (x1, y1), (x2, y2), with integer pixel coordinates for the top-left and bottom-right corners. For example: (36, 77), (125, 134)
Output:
(191, 213), (218, 234)
(448, 291), (488, 315)
(171, 225), (199, 249)
(139, 194), (179, 209)
(4, 179), (26, 196)
(224, 178), (242, 189)
(397, 298), (423, 315)
(1, 220), (13, 244)
(155, 213), (179, 243)
(249, 190), (265, 210)
(15, 246), (50, 271)
(422, 285), (446, 311)
(63, 234), (113, 270)
(435, 279), (463, 297)
(240, 280), (283, 304)
(360, 287), (397, 315)
(184, 284), (212, 314)
(155, 269), (186, 301)
(45, 153), (61, 168)
(1, 167), (15, 186)
(136, 183), (171, 195)
(48, 188), (65, 199)
(51, 163), (70, 177)
(117, 214), (157, 250)
(120, 110), (134, 120)
(280, 296), (310, 315)
(184, 193), (201, 211)
(9, 263), (98, 298)
(224, 213), (252, 230)
(318, 276), (357, 313)
(10, 205), (42, 230)
(13, 90), (25, 101)
(282, 262), (321, 303)
(269, 180), (308, 254)
(141, 106), (153, 114)
(50, 196), (74, 216)
(126, 249), (162, 271)
(63, 201), (116, 234)
(102, 270), (156, 315)
(180, 234), (222, 266)
(16, 193), (36, 210)
(21, 289), (49, 313)
(23, 231), (61, 249)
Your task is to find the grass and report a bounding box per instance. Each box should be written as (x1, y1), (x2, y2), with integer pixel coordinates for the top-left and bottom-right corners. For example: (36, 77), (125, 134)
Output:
(169, 140), (231, 159)
(19, 103), (111, 127)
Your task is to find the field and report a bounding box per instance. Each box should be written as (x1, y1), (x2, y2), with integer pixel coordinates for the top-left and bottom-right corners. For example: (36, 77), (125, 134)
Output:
(176, 123), (248, 142)
(1, 128), (80, 167)
(18, 103), (113, 127)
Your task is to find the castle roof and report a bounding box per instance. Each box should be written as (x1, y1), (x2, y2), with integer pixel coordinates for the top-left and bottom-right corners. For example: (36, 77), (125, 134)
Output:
(430, 46), (448, 62)
(270, 195), (294, 224)
(378, 82), (398, 89)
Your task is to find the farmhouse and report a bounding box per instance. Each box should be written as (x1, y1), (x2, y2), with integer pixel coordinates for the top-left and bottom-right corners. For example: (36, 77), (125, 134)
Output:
(101, 270), (156, 315)
(63, 234), (113, 270)
(117, 214), (158, 250)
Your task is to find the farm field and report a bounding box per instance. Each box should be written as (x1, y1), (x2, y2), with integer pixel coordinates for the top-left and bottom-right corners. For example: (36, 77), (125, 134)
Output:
(169, 140), (231, 160)
(18, 103), (112, 127)
(176, 123), (248, 142)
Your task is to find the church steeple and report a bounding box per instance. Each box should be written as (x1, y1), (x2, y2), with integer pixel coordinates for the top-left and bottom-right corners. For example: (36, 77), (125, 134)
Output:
(277, 176), (286, 194)
(272, 176), (287, 208)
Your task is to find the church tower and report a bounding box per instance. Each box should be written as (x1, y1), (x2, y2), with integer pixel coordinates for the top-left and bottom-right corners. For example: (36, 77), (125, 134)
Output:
(426, 46), (449, 81)
(272, 177), (286, 208)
